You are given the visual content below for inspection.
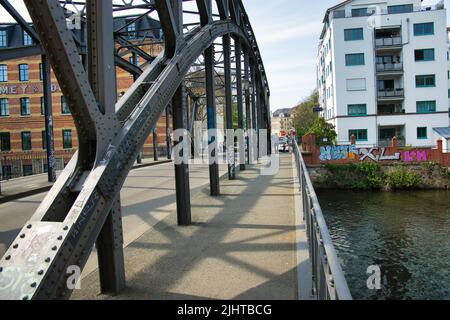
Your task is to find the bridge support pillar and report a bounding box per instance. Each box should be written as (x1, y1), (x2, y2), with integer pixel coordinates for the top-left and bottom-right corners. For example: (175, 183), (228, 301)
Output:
(250, 62), (258, 162)
(166, 105), (172, 159)
(235, 38), (245, 171)
(41, 55), (57, 183)
(223, 34), (235, 180)
(87, 0), (125, 295)
(244, 50), (251, 166)
(205, 44), (220, 196)
(153, 128), (159, 161)
(173, 86), (192, 226)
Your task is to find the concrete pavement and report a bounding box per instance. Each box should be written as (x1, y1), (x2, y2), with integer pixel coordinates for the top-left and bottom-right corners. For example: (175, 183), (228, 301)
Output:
(72, 154), (301, 300)
(0, 158), (171, 204)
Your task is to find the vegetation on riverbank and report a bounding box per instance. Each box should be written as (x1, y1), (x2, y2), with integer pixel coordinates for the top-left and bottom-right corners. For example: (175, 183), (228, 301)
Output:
(315, 162), (443, 191)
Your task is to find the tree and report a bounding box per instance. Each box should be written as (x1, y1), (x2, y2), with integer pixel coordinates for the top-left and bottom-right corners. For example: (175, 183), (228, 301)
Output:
(292, 90), (319, 138)
(308, 117), (337, 146)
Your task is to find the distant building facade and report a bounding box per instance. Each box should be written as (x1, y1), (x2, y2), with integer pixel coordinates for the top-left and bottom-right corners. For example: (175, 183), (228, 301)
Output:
(272, 108), (294, 136)
(0, 18), (168, 179)
(317, 0), (450, 148)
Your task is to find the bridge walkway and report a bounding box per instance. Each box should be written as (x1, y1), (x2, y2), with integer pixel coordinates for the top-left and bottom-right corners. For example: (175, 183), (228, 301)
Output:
(72, 153), (310, 300)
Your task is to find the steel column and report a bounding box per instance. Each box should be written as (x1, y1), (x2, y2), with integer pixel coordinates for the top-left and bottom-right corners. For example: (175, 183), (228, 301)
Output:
(172, 86), (192, 226)
(205, 44), (220, 196)
(41, 55), (56, 183)
(244, 50), (251, 165)
(250, 61), (257, 162)
(166, 105), (172, 159)
(235, 38), (245, 171)
(153, 128), (159, 161)
(87, 0), (125, 295)
(171, 0), (192, 225)
(223, 34), (235, 180)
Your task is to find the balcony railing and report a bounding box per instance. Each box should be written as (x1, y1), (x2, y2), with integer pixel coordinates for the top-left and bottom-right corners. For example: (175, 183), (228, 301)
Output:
(379, 138), (405, 148)
(378, 105), (405, 115)
(375, 37), (402, 47)
(331, 6), (443, 20)
(377, 88), (404, 99)
(376, 62), (403, 72)
(293, 141), (352, 300)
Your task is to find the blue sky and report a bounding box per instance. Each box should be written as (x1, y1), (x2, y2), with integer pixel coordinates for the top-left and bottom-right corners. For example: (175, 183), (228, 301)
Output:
(0, 0), (447, 111)
(244, 0), (448, 111)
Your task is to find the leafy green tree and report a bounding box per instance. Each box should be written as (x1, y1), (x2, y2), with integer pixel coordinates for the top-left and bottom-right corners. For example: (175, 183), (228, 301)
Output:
(292, 91), (319, 138)
(308, 117), (337, 146)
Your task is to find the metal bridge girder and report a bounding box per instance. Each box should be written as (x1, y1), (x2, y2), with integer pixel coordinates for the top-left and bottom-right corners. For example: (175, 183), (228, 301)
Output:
(0, 0), (271, 300)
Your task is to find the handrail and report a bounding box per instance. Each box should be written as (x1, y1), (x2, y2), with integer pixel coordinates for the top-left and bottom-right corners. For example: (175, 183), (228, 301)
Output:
(292, 141), (352, 300)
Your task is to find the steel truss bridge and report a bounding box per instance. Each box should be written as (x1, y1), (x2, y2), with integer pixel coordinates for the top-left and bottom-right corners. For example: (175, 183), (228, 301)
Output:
(0, 0), (271, 300)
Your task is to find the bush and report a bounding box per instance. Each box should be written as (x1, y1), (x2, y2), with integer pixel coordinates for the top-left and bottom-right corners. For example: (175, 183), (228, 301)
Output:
(323, 162), (383, 190)
(442, 167), (450, 180)
(421, 161), (438, 172)
(385, 166), (422, 190)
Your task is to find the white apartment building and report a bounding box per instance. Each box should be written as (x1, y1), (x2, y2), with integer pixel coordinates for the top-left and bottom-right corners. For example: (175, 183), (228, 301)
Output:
(317, 0), (450, 148)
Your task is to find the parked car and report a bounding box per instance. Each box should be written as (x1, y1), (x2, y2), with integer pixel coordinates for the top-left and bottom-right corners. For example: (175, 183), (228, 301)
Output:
(278, 137), (290, 153)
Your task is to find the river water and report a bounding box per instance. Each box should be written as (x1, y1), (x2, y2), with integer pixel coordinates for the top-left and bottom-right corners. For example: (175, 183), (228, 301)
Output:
(317, 190), (450, 300)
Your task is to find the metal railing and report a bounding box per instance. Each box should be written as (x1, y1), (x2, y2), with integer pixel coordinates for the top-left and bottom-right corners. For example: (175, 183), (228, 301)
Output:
(293, 141), (352, 300)
(377, 88), (404, 98)
(376, 62), (403, 72)
(375, 37), (402, 47)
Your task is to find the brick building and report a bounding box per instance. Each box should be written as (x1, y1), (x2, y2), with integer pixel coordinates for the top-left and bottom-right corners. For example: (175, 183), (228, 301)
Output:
(0, 19), (169, 180)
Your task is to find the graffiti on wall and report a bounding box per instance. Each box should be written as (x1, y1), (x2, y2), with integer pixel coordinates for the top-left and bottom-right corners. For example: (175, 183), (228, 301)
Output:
(319, 145), (358, 161)
(403, 151), (427, 162)
(359, 148), (401, 162)
(319, 145), (429, 163)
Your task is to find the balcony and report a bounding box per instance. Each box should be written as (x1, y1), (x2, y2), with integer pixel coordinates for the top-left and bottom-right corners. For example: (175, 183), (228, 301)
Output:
(375, 37), (402, 49)
(379, 138), (406, 147)
(377, 88), (404, 101)
(377, 104), (405, 115)
(376, 62), (403, 74)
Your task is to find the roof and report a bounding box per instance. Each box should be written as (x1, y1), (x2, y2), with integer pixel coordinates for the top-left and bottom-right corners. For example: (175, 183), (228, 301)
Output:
(434, 127), (450, 139)
(273, 108), (294, 117)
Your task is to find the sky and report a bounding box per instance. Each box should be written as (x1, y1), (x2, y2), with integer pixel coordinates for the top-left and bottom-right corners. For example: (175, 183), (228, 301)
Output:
(0, 0), (448, 111)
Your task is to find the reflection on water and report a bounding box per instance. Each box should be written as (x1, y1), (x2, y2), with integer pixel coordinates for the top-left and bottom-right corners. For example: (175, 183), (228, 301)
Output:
(318, 190), (450, 300)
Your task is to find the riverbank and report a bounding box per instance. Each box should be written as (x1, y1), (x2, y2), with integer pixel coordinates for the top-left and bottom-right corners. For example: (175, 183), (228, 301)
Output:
(318, 189), (450, 300)
(309, 163), (450, 191)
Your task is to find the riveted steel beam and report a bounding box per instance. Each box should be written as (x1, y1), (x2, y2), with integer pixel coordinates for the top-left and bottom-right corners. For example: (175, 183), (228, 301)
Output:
(235, 38), (245, 171)
(0, 0), (271, 300)
(243, 49), (251, 165)
(223, 34), (235, 180)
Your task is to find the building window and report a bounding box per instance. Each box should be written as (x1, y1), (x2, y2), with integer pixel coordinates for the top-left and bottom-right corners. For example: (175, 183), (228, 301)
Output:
(346, 78), (366, 91)
(414, 22), (434, 36)
(0, 64), (7, 82)
(39, 63), (43, 81)
(0, 30), (7, 48)
(416, 101), (436, 114)
(1, 165), (12, 179)
(21, 131), (32, 151)
(414, 49), (435, 62)
(61, 96), (70, 114)
(127, 22), (136, 39)
(448, 89), (450, 99)
(20, 98), (31, 116)
(22, 165), (33, 177)
(0, 99), (9, 117)
(351, 8), (369, 17)
(62, 129), (73, 149)
(348, 104), (367, 116)
(23, 31), (32, 46)
(416, 75), (435, 88)
(345, 53), (365, 66)
(417, 127), (427, 140)
(0, 132), (11, 152)
(41, 97), (45, 115)
(349, 129), (368, 141)
(130, 54), (140, 66)
(388, 4), (413, 14)
(42, 131), (47, 150)
(344, 28), (364, 41)
(19, 64), (29, 81)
